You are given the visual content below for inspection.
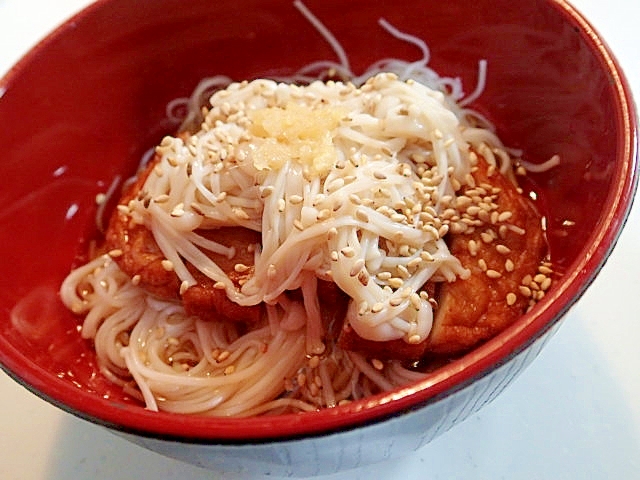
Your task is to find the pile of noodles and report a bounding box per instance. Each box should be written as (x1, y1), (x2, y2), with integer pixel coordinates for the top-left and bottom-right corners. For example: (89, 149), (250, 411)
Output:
(60, 3), (546, 416)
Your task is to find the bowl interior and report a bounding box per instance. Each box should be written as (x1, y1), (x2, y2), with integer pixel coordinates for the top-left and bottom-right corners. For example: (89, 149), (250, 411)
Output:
(0, 0), (636, 440)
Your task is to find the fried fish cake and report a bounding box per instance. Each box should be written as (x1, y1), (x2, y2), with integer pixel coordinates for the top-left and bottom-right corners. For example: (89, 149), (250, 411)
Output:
(105, 155), (262, 323)
(338, 156), (547, 360)
(424, 157), (547, 355)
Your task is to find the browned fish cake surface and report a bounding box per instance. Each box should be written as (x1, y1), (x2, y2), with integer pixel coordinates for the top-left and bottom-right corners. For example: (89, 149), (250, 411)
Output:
(338, 157), (547, 359)
(425, 158), (546, 354)
(105, 156), (262, 323)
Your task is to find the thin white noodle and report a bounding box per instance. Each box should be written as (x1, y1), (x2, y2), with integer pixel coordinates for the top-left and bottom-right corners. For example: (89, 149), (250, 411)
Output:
(520, 154), (561, 172)
(458, 59), (488, 107)
(347, 352), (394, 392)
(293, 0), (350, 73)
(95, 175), (121, 234)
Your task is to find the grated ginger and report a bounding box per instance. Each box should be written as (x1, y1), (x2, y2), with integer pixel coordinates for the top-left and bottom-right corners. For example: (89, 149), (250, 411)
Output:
(249, 102), (345, 176)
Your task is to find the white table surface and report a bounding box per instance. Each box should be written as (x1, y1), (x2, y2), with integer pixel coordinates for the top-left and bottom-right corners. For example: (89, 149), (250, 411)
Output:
(1, 1), (639, 479)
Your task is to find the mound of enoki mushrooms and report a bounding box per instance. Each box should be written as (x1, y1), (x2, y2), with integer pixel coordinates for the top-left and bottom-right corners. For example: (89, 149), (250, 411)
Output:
(61, 73), (552, 415)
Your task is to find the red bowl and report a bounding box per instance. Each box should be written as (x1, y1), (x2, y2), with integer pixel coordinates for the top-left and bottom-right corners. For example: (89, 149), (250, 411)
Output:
(0, 0), (636, 476)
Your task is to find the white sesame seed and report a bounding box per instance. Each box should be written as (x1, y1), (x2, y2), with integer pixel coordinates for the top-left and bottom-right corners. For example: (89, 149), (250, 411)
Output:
(407, 257), (422, 269)
(465, 173), (476, 188)
(161, 260), (174, 271)
(400, 287), (412, 299)
(389, 297), (403, 307)
(409, 293), (422, 309)
(371, 302), (384, 313)
(423, 224), (440, 239)
(396, 265), (410, 279)
(480, 232), (494, 243)
(233, 208), (250, 220)
(217, 350), (231, 362)
(538, 265), (553, 275)
(519, 285), (532, 297)
(355, 208), (370, 222)
(234, 263), (250, 273)
(420, 251), (434, 262)
(496, 244), (511, 255)
(486, 269), (502, 279)
(498, 211), (513, 222)
(534, 273), (547, 284)
(456, 195), (472, 208)
(317, 209), (332, 221)
(170, 203), (185, 217)
(260, 186), (274, 198)
(341, 247), (356, 258)
(478, 210), (491, 223)
(467, 205), (481, 216)
(350, 259), (365, 277)
(468, 240), (478, 256)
